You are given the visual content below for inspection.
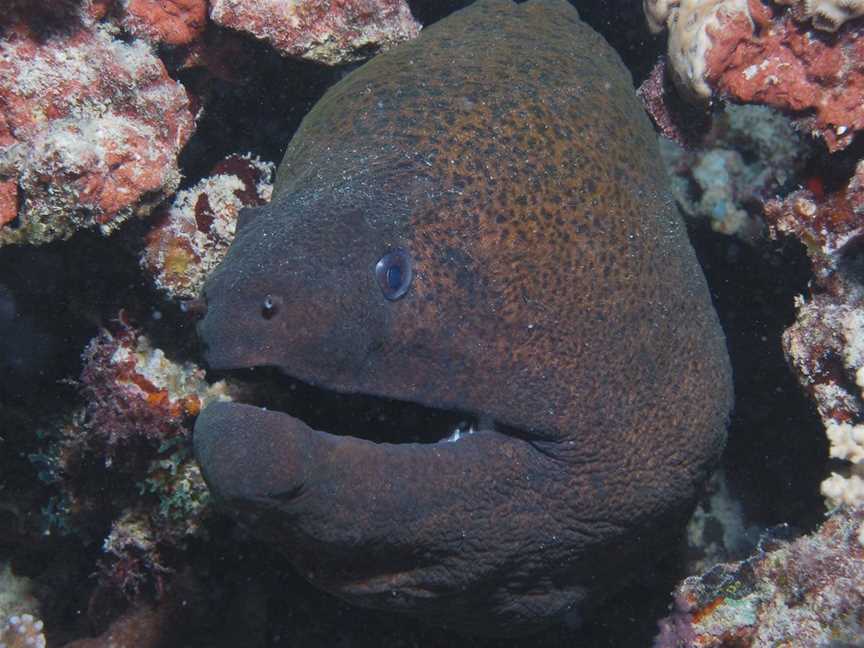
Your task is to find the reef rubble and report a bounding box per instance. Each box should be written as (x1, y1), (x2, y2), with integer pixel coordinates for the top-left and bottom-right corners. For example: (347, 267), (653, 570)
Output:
(0, 3), (195, 246)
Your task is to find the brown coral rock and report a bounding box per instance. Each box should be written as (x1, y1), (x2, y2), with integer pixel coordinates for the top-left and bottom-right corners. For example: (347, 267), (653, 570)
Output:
(209, 0), (421, 65)
(0, 6), (195, 245)
(121, 0), (208, 46)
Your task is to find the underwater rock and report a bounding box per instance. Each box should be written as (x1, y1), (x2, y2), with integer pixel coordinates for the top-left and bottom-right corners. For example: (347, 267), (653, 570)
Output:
(209, 0), (421, 65)
(142, 154), (274, 300)
(645, 0), (864, 152)
(684, 470), (761, 576)
(195, 0), (732, 635)
(119, 0), (208, 46)
(0, 5), (195, 246)
(654, 506), (864, 647)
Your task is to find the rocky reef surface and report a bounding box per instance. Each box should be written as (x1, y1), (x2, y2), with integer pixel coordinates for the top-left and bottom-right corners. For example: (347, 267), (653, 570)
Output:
(0, 0), (862, 646)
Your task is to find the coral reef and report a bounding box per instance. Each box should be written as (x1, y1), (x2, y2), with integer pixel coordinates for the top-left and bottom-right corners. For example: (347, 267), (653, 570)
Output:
(0, 614), (46, 648)
(661, 103), (810, 239)
(765, 160), (864, 276)
(79, 316), (228, 450)
(764, 161), (864, 506)
(35, 316), (228, 596)
(645, 0), (864, 151)
(118, 0), (208, 46)
(779, 271), (864, 506)
(209, 0), (421, 65)
(0, 4), (195, 246)
(654, 505), (864, 647)
(141, 154), (274, 300)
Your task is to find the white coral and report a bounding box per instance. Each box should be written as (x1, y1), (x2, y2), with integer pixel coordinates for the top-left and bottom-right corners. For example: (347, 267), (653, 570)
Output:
(826, 422), (864, 463)
(773, 0), (864, 30)
(822, 468), (864, 507)
(642, 0), (752, 98)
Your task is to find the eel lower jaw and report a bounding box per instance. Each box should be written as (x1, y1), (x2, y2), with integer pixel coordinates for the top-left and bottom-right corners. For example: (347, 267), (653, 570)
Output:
(202, 365), (496, 446)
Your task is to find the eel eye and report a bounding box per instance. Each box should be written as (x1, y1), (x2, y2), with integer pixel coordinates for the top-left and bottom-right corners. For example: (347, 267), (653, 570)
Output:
(261, 294), (278, 319)
(375, 249), (413, 300)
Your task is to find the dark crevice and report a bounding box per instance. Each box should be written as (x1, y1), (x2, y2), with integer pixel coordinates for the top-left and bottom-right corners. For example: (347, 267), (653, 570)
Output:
(214, 366), (479, 445)
(689, 222), (828, 531)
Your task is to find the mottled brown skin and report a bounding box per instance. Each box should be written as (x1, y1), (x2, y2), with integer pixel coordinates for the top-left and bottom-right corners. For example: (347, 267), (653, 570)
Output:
(194, 0), (733, 635)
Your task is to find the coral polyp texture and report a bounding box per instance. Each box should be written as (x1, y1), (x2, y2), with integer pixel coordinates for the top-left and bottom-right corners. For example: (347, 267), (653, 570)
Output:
(0, 4), (195, 246)
(645, 0), (864, 151)
(141, 154), (275, 300)
(0, 614), (46, 648)
(774, 0), (864, 30)
(209, 0), (421, 65)
(765, 161), (864, 506)
(654, 506), (864, 647)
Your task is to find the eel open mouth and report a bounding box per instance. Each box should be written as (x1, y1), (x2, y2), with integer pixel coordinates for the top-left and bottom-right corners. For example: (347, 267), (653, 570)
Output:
(208, 366), (487, 445)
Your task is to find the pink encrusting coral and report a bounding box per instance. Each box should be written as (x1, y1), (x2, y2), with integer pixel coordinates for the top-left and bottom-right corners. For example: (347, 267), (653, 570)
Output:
(119, 0), (208, 46)
(209, 0), (421, 65)
(141, 154), (275, 300)
(646, 0), (864, 152)
(654, 506), (864, 647)
(0, 5), (195, 246)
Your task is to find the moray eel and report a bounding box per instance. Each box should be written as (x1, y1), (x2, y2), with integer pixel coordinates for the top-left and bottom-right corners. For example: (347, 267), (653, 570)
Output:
(194, 0), (733, 635)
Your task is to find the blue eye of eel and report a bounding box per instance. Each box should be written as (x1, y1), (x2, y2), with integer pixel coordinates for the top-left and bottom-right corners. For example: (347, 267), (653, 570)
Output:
(261, 295), (277, 319)
(375, 249), (413, 300)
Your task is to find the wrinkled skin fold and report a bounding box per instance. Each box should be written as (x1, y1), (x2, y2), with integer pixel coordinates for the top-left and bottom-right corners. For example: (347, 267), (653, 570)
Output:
(194, 0), (733, 635)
